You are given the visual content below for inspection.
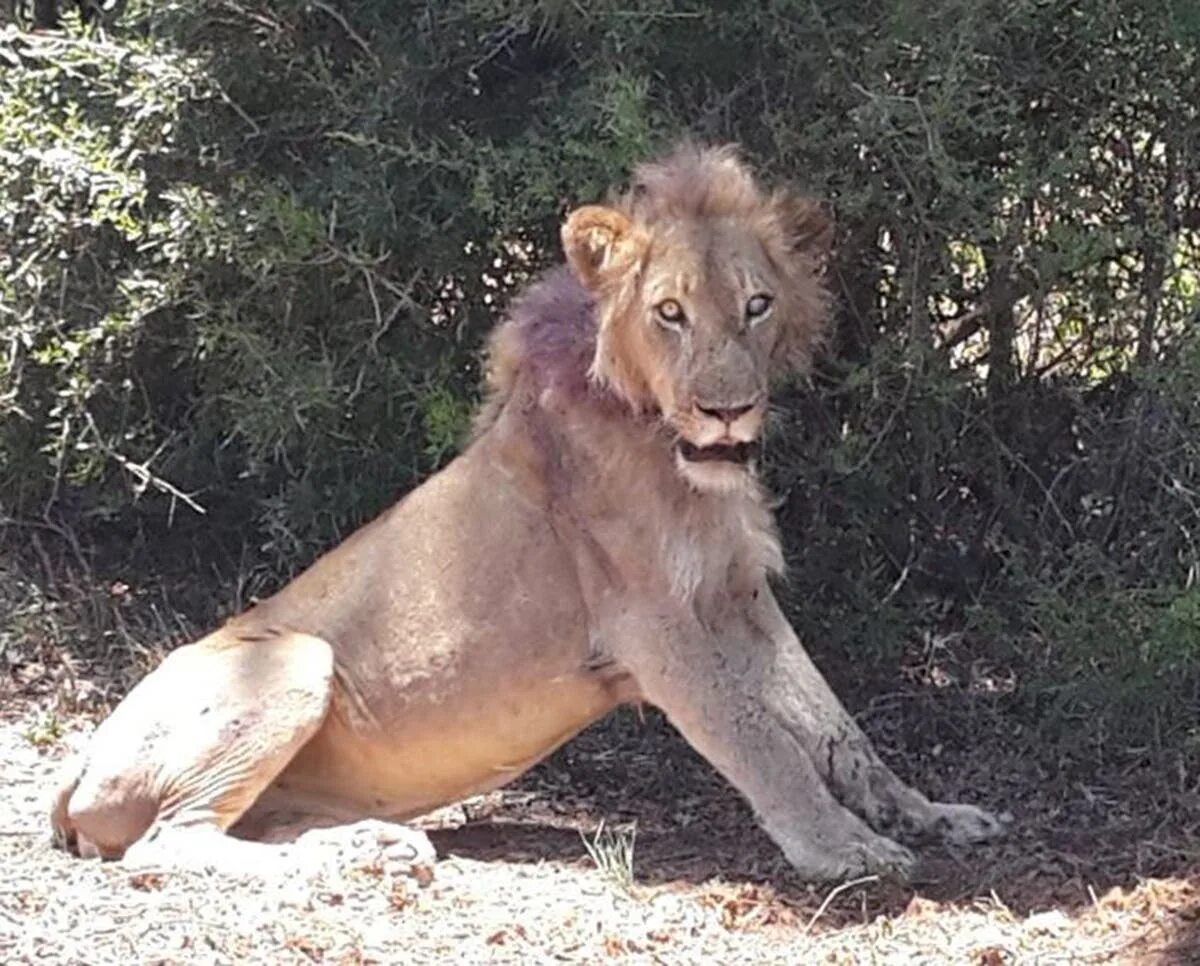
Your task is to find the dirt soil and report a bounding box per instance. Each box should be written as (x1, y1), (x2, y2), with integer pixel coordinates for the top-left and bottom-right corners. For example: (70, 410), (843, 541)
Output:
(3, 667), (1200, 964)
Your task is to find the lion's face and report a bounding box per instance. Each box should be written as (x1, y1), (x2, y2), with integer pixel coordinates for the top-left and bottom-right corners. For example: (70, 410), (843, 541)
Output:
(614, 217), (781, 492)
(562, 146), (832, 493)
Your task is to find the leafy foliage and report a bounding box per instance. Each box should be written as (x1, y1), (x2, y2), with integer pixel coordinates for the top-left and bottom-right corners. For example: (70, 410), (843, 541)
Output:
(1, 2), (1198, 744)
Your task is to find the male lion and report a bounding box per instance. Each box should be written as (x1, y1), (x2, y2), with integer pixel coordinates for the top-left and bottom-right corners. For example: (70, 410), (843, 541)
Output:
(50, 144), (1006, 883)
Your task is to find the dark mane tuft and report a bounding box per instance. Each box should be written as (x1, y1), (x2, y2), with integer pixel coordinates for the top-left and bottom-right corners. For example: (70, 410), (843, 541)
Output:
(506, 266), (597, 394)
(474, 266), (607, 435)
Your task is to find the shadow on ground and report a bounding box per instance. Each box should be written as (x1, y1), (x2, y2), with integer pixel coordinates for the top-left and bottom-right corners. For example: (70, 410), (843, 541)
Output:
(422, 697), (1200, 948)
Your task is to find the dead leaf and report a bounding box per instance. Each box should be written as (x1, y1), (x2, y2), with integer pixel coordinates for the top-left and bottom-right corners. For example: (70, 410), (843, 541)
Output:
(128, 871), (165, 891)
(904, 895), (942, 919)
(388, 879), (410, 911)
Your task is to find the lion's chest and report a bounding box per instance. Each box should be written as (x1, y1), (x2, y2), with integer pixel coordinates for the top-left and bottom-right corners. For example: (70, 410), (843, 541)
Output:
(643, 502), (782, 609)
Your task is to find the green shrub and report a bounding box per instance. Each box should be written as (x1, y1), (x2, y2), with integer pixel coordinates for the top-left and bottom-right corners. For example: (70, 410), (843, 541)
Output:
(2, 2), (1198, 748)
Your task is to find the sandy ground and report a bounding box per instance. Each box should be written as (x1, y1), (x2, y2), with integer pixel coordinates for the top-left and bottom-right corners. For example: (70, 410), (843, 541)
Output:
(2, 689), (1198, 965)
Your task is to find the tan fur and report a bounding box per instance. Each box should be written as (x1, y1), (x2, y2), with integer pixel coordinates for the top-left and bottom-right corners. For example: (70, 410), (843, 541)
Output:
(50, 144), (1006, 883)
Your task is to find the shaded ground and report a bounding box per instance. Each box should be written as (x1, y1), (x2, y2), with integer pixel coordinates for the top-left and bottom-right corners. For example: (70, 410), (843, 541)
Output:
(3, 656), (1199, 964)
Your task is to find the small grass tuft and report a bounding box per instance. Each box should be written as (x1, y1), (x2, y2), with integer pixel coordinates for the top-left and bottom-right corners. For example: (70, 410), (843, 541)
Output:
(581, 819), (637, 895)
(22, 710), (65, 748)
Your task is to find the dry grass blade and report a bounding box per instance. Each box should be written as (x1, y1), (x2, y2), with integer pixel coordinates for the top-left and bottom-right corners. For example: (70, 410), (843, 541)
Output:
(804, 874), (879, 935)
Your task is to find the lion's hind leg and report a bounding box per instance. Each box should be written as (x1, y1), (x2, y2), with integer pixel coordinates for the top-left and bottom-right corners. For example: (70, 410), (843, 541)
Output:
(51, 626), (334, 869)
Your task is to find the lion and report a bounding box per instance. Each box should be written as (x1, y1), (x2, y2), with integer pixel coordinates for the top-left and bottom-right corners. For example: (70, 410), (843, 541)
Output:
(49, 144), (1006, 884)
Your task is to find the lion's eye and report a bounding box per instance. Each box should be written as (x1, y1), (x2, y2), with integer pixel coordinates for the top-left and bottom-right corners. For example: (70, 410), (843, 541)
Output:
(746, 293), (774, 323)
(655, 299), (687, 329)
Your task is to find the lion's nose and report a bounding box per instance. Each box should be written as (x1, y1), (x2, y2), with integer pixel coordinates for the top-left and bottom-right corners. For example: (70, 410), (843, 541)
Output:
(695, 401), (757, 424)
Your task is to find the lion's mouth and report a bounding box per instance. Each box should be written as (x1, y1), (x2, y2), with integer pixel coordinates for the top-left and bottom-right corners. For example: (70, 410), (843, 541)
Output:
(677, 440), (758, 465)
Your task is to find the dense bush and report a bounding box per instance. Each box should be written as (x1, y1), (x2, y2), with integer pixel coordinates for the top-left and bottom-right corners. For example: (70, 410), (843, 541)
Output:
(2, 2), (1198, 744)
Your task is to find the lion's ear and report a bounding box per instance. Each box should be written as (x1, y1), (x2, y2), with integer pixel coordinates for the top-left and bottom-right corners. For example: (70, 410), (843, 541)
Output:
(562, 205), (643, 288)
(777, 195), (834, 262)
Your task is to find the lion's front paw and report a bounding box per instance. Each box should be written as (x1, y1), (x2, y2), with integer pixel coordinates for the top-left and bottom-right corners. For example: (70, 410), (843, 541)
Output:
(927, 802), (1011, 845)
(787, 832), (915, 883)
(849, 832), (917, 879)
